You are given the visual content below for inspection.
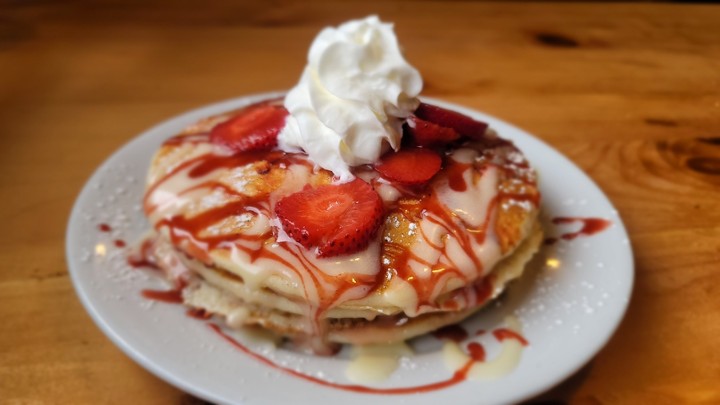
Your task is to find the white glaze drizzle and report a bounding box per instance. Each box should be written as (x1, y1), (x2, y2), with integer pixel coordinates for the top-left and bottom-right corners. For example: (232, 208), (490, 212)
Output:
(346, 341), (413, 383)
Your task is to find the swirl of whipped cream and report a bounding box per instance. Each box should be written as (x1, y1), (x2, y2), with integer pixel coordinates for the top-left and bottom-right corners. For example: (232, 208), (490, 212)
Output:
(278, 16), (423, 182)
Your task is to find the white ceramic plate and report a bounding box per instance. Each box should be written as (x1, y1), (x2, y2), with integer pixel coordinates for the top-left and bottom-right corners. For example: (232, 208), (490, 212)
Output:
(66, 93), (633, 405)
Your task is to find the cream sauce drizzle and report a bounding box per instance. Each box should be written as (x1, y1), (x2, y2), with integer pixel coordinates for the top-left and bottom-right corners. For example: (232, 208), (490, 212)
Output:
(442, 316), (526, 380)
(346, 341), (413, 383)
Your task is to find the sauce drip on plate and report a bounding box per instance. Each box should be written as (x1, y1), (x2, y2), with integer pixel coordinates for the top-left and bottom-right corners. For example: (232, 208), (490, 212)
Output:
(553, 217), (611, 240)
(545, 217), (612, 245)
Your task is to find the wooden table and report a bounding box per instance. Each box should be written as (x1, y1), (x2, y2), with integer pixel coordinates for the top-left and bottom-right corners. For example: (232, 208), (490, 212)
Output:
(2, 1), (719, 403)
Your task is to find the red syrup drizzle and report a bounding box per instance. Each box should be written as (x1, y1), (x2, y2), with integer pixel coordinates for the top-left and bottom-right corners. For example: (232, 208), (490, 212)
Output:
(545, 217), (612, 245)
(209, 323), (474, 395)
(129, 239), (186, 303)
(127, 239), (160, 270)
(98, 223), (112, 232)
(162, 133), (210, 147)
(114, 239), (126, 248)
(492, 328), (529, 346)
(467, 342), (486, 362)
(186, 308), (213, 320)
(141, 289), (183, 303)
(446, 162), (471, 192)
(140, 280), (187, 304)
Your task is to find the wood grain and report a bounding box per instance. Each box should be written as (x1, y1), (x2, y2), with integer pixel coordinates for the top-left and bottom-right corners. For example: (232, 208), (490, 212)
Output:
(1, 1), (719, 404)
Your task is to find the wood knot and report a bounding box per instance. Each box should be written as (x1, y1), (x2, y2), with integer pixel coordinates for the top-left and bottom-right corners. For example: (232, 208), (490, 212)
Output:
(686, 157), (720, 175)
(698, 137), (720, 145)
(656, 137), (720, 179)
(534, 32), (578, 48)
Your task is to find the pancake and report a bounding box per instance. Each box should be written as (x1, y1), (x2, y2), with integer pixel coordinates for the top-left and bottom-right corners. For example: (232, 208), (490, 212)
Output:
(141, 98), (542, 349)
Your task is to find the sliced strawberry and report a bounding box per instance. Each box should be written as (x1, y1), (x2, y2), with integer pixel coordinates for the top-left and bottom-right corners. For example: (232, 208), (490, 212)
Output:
(274, 179), (384, 258)
(415, 103), (488, 139)
(375, 148), (442, 186)
(210, 104), (288, 153)
(406, 116), (461, 147)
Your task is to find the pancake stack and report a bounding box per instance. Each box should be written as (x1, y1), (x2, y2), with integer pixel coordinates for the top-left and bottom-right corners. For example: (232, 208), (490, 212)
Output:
(141, 98), (542, 350)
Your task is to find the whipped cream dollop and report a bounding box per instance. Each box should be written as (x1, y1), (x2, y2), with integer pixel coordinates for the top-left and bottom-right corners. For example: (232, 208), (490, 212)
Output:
(278, 16), (423, 182)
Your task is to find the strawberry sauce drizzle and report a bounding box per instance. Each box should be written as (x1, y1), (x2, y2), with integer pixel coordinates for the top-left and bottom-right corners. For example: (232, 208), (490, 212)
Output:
(142, 153), (213, 215)
(187, 151), (287, 178)
(141, 288), (183, 303)
(141, 277), (187, 304)
(467, 342), (486, 362)
(127, 239), (160, 270)
(186, 308), (213, 320)
(209, 323), (475, 394)
(552, 217), (611, 240)
(545, 217), (612, 245)
(446, 162), (471, 192)
(98, 223), (112, 232)
(492, 328), (529, 346)
(162, 133), (209, 147)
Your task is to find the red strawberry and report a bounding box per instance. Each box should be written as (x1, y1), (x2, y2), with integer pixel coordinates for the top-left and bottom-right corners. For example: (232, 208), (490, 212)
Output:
(274, 179), (384, 258)
(210, 104), (288, 153)
(415, 103), (488, 139)
(406, 116), (461, 147)
(375, 148), (442, 185)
